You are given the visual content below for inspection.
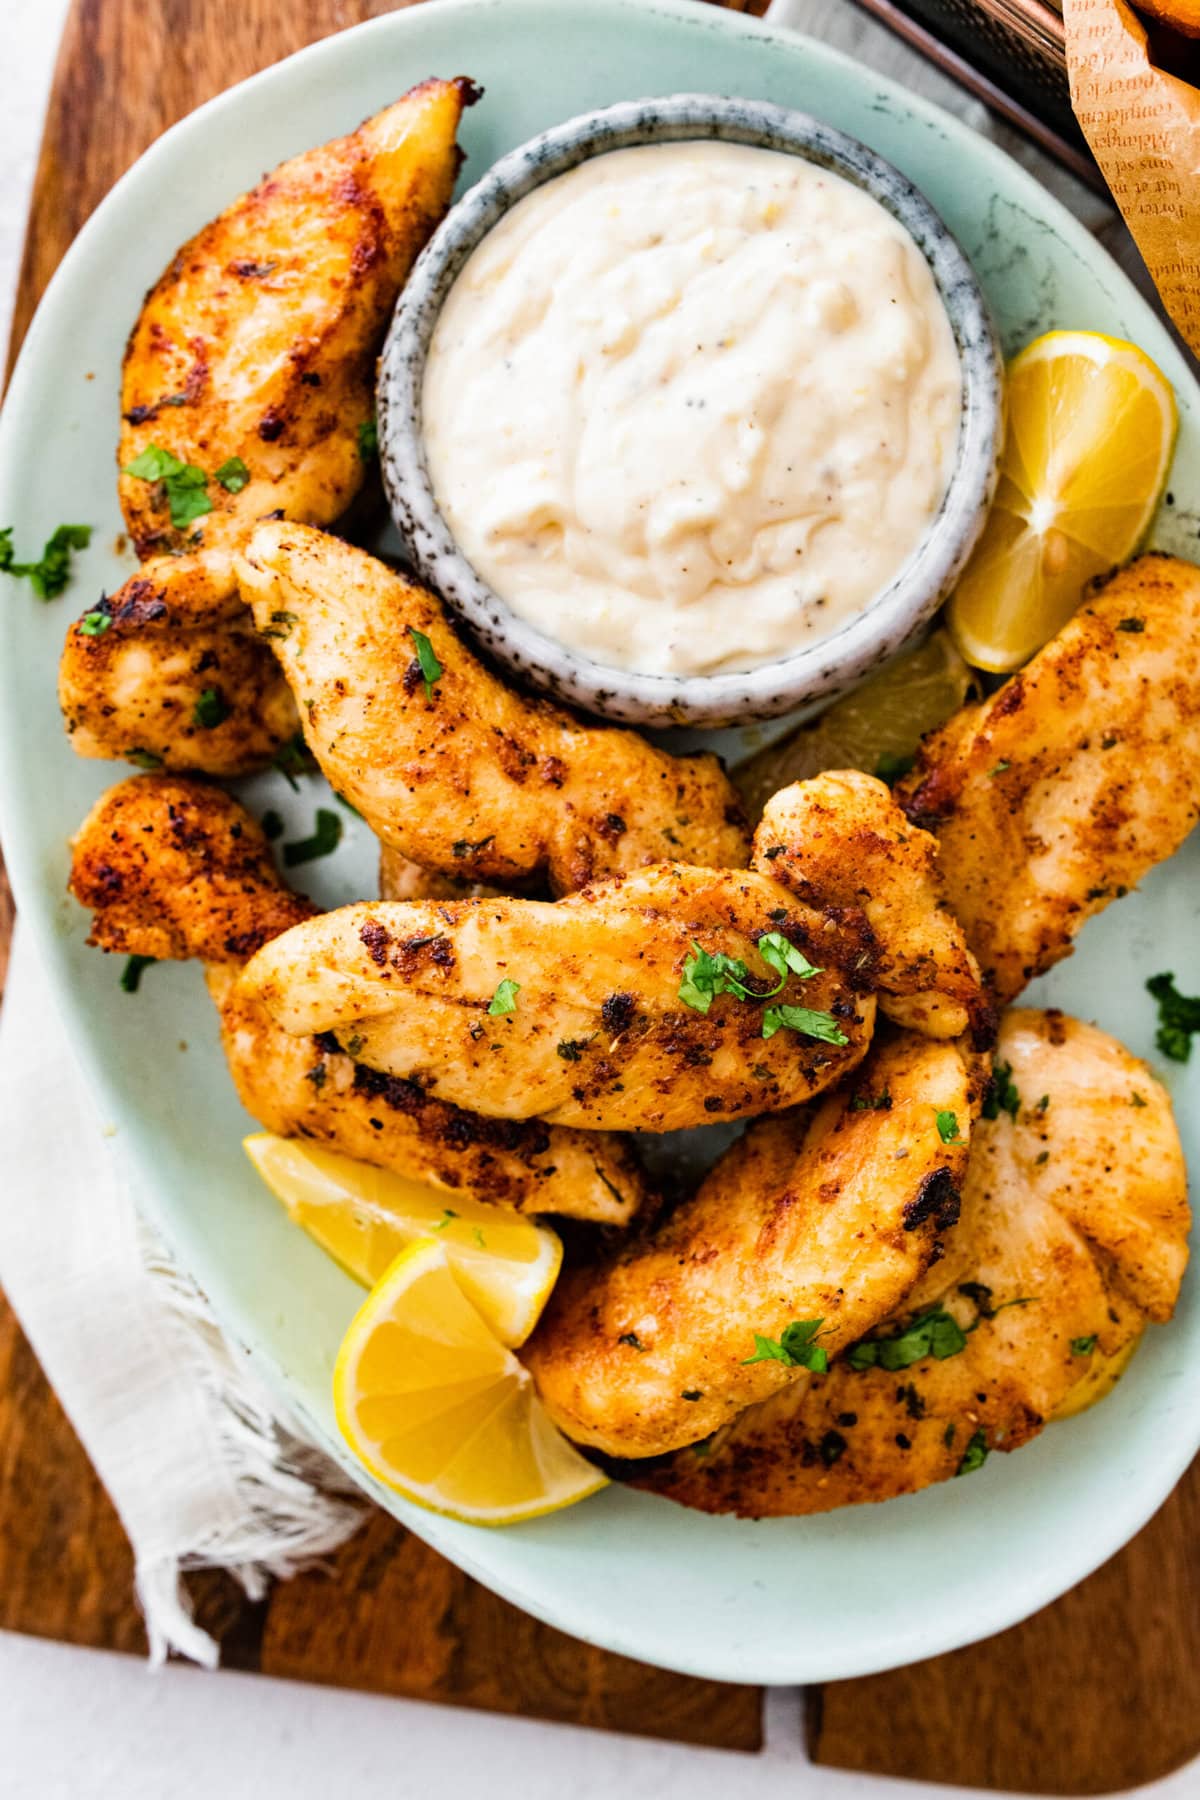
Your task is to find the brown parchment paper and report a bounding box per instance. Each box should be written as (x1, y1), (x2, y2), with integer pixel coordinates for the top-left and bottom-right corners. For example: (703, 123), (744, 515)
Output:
(1063, 0), (1200, 354)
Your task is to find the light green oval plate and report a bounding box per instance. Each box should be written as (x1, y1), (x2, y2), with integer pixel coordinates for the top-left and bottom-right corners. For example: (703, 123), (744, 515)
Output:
(0, 0), (1196, 1686)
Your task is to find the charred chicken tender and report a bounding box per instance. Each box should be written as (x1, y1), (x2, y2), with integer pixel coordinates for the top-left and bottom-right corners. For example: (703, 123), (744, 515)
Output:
(69, 776), (648, 1225)
(899, 553), (1200, 1001)
(642, 1009), (1189, 1515)
(522, 1029), (984, 1460)
(236, 865), (878, 1132)
(63, 79), (473, 775)
(59, 551), (298, 774)
(233, 522), (751, 894)
(754, 771), (988, 1042)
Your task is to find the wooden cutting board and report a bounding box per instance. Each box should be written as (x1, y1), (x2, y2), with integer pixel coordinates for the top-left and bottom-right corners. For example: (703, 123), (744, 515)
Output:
(1, 0), (1197, 1786)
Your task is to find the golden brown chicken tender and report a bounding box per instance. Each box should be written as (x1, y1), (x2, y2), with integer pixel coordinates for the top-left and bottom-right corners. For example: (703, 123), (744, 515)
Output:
(236, 865), (877, 1132)
(641, 1008), (1189, 1513)
(522, 1029), (984, 1459)
(62, 79), (473, 774)
(233, 522), (751, 893)
(899, 554), (1200, 1001)
(754, 772), (989, 1042)
(69, 776), (648, 1224)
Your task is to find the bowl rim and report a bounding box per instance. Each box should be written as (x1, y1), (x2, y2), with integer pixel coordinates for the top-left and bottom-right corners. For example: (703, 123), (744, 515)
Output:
(379, 90), (1003, 727)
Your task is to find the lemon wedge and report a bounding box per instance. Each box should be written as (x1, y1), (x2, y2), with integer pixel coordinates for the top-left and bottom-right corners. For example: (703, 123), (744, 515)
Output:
(333, 1238), (607, 1524)
(948, 330), (1177, 672)
(734, 629), (975, 817)
(245, 1134), (561, 1349)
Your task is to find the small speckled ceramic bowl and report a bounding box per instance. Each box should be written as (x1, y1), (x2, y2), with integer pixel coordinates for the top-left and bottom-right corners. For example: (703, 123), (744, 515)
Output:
(379, 94), (1002, 728)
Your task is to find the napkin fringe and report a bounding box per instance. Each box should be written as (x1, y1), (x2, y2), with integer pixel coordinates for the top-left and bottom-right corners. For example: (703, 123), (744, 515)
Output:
(133, 1224), (365, 1668)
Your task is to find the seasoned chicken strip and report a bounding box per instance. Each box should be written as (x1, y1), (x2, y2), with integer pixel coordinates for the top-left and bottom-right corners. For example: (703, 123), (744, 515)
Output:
(61, 79), (473, 773)
(237, 867), (877, 1131)
(754, 772), (989, 1042)
(899, 554), (1200, 1000)
(522, 1029), (984, 1458)
(69, 776), (647, 1224)
(642, 1008), (1189, 1513)
(234, 523), (750, 893)
(59, 552), (299, 774)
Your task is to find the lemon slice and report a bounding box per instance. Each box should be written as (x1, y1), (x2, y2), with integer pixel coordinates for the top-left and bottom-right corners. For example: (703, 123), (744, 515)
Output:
(245, 1134), (561, 1348)
(334, 1238), (607, 1524)
(735, 630), (975, 819)
(948, 331), (1177, 672)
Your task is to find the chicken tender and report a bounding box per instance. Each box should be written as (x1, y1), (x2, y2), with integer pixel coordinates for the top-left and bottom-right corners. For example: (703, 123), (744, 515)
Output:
(59, 552), (298, 774)
(236, 866), (877, 1132)
(234, 522), (750, 893)
(70, 776), (647, 1224)
(900, 554), (1200, 1000)
(754, 772), (988, 1042)
(62, 79), (472, 773)
(642, 1008), (1189, 1513)
(522, 1029), (984, 1459)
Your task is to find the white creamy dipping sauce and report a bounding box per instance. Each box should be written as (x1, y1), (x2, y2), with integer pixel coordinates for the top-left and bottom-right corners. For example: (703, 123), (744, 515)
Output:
(422, 140), (962, 679)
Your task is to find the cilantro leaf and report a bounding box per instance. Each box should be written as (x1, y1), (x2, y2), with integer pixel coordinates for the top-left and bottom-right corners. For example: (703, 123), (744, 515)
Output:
(409, 626), (443, 700)
(1071, 1335), (1097, 1356)
(123, 444), (213, 531)
(1146, 972), (1200, 1063)
(679, 932), (822, 1017)
(214, 456), (250, 494)
(981, 1058), (1021, 1120)
(955, 1428), (989, 1476)
(120, 954), (155, 994)
(742, 1319), (828, 1373)
(77, 609), (111, 636)
(756, 931), (821, 984)
(761, 1003), (849, 1045)
(283, 807), (342, 867)
(192, 686), (231, 730)
(1, 522), (92, 599)
(488, 978), (520, 1016)
(357, 419), (378, 463)
(935, 1109), (963, 1144)
(273, 732), (316, 789)
(846, 1306), (968, 1372)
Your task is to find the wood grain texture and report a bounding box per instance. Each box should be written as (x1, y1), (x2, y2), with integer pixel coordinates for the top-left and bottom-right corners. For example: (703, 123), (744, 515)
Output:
(0, 0), (1195, 1786)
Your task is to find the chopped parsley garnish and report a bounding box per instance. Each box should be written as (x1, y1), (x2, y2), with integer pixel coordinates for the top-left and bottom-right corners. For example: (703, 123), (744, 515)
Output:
(954, 1428), (989, 1476)
(846, 1306), (967, 1372)
(850, 1088), (891, 1112)
(935, 1109), (963, 1144)
(618, 1332), (645, 1351)
(409, 626), (443, 700)
(432, 1209), (458, 1230)
(874, 750), (915, 786)
(1130, 1091), (1147, 1108)
(1146, 972), (1200, 1062)
(988, 761), (1010, 777)
(761, 1003), (848, 1045)
(123, 444), (213, 530)
(77, 609), (111, 636)
(192, 686), (231, 729)
(1, 522), (92, 599)
(742, 1318), (828, 1373)
(126, 748), (163, 770)
(1071, 1335), (1097, 1356)
(120, 954), (155, 994)
(1116, 617), (1145, 633)
(678, 932), (845, 1044)
(981, 1058), (1021, 1120)
(357, 418), (378, 463)
(260, 608), (298, 640)
(214, 456), (250, 494)
(261, 809), (284, 841)
(488, 978), (520, 1016)
(1036, 1094), (1050, 1112)
(283, 807), (342, 866)
(273, 732), (316, 788)
(556, 1038), (589, 1061)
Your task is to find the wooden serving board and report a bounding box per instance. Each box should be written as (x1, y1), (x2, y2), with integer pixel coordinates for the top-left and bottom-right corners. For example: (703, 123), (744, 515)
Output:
(1, 0), (1198, 1786)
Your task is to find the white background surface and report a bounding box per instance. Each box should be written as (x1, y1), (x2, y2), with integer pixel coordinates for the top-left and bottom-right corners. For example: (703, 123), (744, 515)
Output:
(1, 3), (1196, 1797)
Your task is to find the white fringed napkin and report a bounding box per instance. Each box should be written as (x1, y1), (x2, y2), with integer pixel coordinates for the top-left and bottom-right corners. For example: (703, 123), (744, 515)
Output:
(0, 0), (1121, 1675)
(0, 924), (364, 1667)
